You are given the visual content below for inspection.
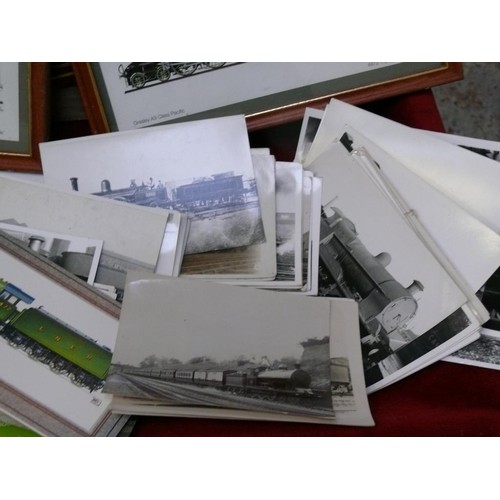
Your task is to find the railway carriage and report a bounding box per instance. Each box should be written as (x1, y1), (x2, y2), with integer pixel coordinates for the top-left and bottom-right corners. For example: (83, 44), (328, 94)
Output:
(174, 369), (196, 382)
(121, 364), (323, 401)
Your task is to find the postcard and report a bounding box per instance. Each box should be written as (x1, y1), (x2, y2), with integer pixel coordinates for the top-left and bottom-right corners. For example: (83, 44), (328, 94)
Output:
(0, 222), (103, 285)
(306, 98), (500, 236)
(154, 211), (188, 278)
(424, 130), (500, 162)
(445, 328), (500, 371)
(0, 233), (124, 436)
(108, 295), (374, 427)
(304, 100), (500, 296)
(307, 138), (484, 391)
(0, 175), (173, 301)
(294, 107), (324, 164)
(295, 171), (321, 295)
(340, 126), (500, 298)
(39, 115), (264, 255)
(180, 151), (277, 281)
(104, 273), (337, 418)
(258, 162), (303, 289)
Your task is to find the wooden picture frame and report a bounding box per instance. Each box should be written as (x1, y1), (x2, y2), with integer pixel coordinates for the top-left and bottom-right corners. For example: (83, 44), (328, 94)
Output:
(0, 63), (49, 173)
(73, 62), (463, 134)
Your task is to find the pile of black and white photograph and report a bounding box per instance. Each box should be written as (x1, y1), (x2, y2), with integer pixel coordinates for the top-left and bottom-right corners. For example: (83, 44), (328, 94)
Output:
(2, 98), (500, 436)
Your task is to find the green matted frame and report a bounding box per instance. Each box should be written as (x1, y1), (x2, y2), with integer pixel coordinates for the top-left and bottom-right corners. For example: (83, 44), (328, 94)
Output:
(73, 62), (463, 134)
(0, 63), (49, 173)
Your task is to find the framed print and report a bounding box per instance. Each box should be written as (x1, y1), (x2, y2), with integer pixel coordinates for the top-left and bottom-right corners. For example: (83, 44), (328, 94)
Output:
(0, 63), (49, 173)
(73, 62), (462, 133)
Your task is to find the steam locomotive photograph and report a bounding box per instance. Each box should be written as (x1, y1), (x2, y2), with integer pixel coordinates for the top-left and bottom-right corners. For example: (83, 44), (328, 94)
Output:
(118, 62), (234, 91)
(317, 207), (423, 369)
(0, 278), (112, 393)
(308, 135), (477, 389)
(102, 275), (338, 418)
(105, 350), (333, 417)
(317, 205), (476, 387)
(69, 169), (265, 255)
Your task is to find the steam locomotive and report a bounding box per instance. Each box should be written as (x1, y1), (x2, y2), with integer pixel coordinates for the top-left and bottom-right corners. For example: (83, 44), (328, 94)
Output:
(125, 365), (322, 401)
(318, 207), (424, 364)
(70, 173), (246, 213)
(0, 278), (112, 392)
(118, 62), (226, 89)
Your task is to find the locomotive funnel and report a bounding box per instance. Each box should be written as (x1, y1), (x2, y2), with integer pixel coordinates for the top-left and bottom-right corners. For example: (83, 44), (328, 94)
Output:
(101, 180), (112, 193)
(406, 280), (424, 296)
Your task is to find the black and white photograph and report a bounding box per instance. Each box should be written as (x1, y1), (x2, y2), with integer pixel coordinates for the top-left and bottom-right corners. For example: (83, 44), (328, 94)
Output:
(180, 151), (277, 281)
(427, 130), (500, 163)
(446, 266), (500, 371)
(295, 172), (321, 295)
(266, 162), (303, 288)
(308, 137), (481, 391)
(0, 175), (175, 302)
(446, 329), (500, 371)
(294, 107), (324, 164)
(103, 273), (337, 418)
(420, 131), (500, 347)
(304, 99), (500, 298)
(306, 98), (500, 239)
(338, 124), (500, 310)
(39, 114), (263, 255)
(0, 221), (103, 285)
(0, 236), (121, 436)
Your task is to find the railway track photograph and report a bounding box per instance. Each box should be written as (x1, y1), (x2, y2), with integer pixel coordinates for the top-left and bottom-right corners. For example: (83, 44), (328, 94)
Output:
(103, 273), (337, 418)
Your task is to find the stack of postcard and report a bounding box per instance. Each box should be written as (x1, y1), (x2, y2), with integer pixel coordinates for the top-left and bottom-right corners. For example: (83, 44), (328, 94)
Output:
(3, 103), (500, 433)
(299, 98), (500, 391)
(39, 115), (322, 294)
(103, 272), (374, 426)
(35, 114), (371, 426)
(0, 173), (188, 435)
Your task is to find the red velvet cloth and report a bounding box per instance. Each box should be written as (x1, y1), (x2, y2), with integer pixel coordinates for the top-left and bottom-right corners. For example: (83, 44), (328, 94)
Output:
(131, 90), (500, 437)
(131, 362), (500, 437)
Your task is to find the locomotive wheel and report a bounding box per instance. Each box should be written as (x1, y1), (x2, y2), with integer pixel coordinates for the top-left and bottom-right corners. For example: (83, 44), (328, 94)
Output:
(261, 392), (277, 401)
(204, 62), (225, 69)
(174, 63), (198, 76)
(156, 66), (171, 82)
(130, 72), (146, 89)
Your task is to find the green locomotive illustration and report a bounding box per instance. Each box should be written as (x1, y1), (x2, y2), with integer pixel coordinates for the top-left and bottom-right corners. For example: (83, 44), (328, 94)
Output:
(0, 278), (112, 392)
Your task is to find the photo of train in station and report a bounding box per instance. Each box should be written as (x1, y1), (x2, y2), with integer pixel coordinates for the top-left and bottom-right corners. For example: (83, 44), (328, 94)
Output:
(105, 336), (334, 417)
(0, 278), (113, 393)
(69, 170), (265, 255)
